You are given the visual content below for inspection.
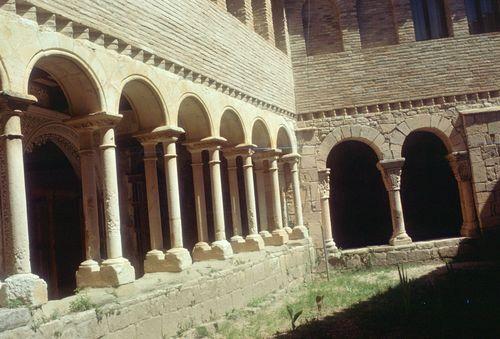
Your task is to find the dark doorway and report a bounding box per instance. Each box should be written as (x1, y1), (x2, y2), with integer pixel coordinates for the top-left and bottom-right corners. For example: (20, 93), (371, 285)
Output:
(401, 131), (462, 241)
(327, 141), (392, 249)
(25, 142), (83, 299)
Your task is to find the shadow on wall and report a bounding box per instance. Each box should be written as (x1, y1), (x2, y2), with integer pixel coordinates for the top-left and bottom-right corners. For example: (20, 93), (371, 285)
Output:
(277, 238), (500, 338)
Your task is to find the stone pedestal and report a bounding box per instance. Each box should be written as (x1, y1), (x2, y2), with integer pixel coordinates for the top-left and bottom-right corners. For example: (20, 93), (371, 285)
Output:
(192, 241), (233, 261)
(144, 248), (192, 273)
(271, 228), (289, 246)
(0, 274), (48, 307)
(377, 159), (412, 246)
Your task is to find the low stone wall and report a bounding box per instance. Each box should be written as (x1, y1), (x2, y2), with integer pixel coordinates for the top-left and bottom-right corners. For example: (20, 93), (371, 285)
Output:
(329, 237), (477, 270)
(0, 241), (315, 338)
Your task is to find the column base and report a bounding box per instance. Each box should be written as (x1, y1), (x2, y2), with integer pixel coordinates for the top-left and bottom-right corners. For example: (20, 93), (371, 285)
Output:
(461, 222), (479, 237)
(230, 236), (246, 253)
(284, 226), (293, 235)
(269, 228), (289, 246)
(389, 232), (413, 246)
(192, 240), (234, 261)
(0, 273), (48, 307)
(76, 258), (135, 288)
(259, 231), (273, 246)
(144, 248), (193, 273)
(324, 238), (339, 257)
(290, 226), (309, 240)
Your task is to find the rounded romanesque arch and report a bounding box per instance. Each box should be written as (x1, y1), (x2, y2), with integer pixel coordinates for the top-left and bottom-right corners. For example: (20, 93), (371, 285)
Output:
(25, 50), (105, 116)
(177, 94), (213, 141)
(276, 126), (295, 155)
(251, 118), (272, 149)
(389, 115), (467, 158)
(0, 57), (9, 92)
(317, 124), (388, 169)
(118, 76), (168, 133)
(220, 108), (246, 146)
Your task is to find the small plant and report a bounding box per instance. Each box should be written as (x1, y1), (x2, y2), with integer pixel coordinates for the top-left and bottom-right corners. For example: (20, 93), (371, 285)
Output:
(195, 325), (209, 338)
(397, 264), (412, 316)
(50, 310), (60, 321)
(315, 295), (324, 317)
(286, 305), (303, 331)
(69, 294), (95, 313)
(53, 330), (62, 338)
(7, 298), (25, 309)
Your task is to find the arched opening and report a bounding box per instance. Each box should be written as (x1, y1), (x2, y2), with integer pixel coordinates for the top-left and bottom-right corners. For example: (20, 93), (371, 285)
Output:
(252, 0), (273, 40)
(272, 0), (288, 53)
(401, 131), (462, 241)
(302, 0), (343, 56)
(177, 96), (213, 248)
(252, 119), (272, 228)
(356, 0), (398, 48)
(251, 119), (272, 150)
(115, 79), (168, 277)
(327, 141), (392, 249)
(26, 141), (83, 300)
(277, 127), (294, 226)
(227, 0), (247, 24)
(28, 55), (101, 116)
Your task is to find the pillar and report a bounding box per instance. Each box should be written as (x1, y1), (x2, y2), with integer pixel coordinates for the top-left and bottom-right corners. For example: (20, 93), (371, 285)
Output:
(190, 150), (209, 243)
(268, 151), (288, 245)
(254, 159), (270, 235)
(278, 161), (290, 231)
(318, 169), (338, 254)
(208, 145), (227, 241)
(141, 142), (163, 254)
(77, 129), (101, 265)
(226, 154), (243, 239)
(447, 151), (479, 237)
(284, 153), (308, 240)
(377, 159), (412, 246)
(0, 93), (47, 306)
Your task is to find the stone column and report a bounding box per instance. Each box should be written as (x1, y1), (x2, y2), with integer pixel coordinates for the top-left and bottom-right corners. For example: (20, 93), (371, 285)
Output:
(0, 92), (47, 306)
(225, 153), (243, 240)
(267, 151), (288, 245)
(190, 149), (209, 243)
(75, 129), (101, 268)
(318, 169), (338, 254)
(226, 146), (264, 252)
(377, 159), (412, 246)
(283, 153), (308, 240)
(254, 158), (271, 242)
(447, 151), (479, 237)
(189, 137), (233, 261)
(278, 161), (290, 232)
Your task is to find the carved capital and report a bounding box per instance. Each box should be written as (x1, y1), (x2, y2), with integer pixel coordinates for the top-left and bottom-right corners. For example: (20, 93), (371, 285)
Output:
(65, 112), (122, 131)
(318, 168), (331, 198)
(377, 158), (405, 191)
(135, 125), (184, 145)
(0, 91), (36, 113)
(184, 136), (227, 152)
(447, 151), (472, 182)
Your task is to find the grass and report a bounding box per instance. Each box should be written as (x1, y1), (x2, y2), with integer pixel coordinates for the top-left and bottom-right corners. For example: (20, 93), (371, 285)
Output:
(68, 294), (95, 313)
(215, 263), (500, 338)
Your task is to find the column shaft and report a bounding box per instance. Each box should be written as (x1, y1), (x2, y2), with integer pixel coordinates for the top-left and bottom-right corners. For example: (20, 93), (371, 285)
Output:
(278, 162), (289, 228)
(243, 153), (258, 235)
(100, 127), (124, 259)
(226, 156), (243, 237)
(290, 160), (304, 227)
(142, 142), (163, 251)
(163, 140), (184, 248)
(254, 160), (268, 231)
(268, 156), (283, 230)
(79, 130), (100, 261)
(2, 112), (31, 274)
(208, 147), (226, 241)
(318, 169), (337, 251)
(191, 151), (209, 242)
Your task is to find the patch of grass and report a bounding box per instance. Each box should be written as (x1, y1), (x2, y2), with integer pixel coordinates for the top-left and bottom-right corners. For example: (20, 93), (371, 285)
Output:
(7, 298), (25, 309)
(69, 294), (95, 313)
(195, 325), (209, 338)
(247, 297), (265, 308)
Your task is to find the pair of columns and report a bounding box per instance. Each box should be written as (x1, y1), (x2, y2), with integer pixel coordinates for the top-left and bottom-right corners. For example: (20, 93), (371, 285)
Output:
(318, 156), (478, 254)
(135, 127), (192, 272)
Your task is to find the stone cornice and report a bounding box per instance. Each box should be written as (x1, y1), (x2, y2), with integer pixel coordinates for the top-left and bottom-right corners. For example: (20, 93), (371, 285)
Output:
(297, 89), (500, 122)
(3, 1), (296, 119)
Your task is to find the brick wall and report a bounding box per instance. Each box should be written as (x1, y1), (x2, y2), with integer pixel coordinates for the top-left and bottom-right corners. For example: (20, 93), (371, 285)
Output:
(286, 0), (500, 114)
(24, 0), (295, 112)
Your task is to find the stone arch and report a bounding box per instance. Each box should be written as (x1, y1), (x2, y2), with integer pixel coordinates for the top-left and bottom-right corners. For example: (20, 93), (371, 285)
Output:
(390, 115), (466, 158)
(177, 93), (213, 141)
(317, 125), (387, 169)
(117, 75), (168, 134)
(0, 57), (10, 91)
(25, 50), (105, 116)
(24, 122), (81, 177)
(220, 108), (246, 146)
(276, 126), (294, 155)
(251, 118), (272, 149)
(301, 0), (344, 55)
(356, 0), (398, 48)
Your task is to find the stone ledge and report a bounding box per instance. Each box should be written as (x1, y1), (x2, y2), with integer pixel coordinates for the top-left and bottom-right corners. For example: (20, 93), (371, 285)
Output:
(329, 237), (477, 270)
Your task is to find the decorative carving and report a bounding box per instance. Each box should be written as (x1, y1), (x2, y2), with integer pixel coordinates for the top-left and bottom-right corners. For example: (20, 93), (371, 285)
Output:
(318, 169), (331, 198)
(377, 159), (405, 191)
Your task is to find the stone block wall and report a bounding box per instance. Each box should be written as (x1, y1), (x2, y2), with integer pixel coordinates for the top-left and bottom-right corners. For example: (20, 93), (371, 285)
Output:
(22, 0), (295, 112)
(286, 0), (500, 114)
(0, 244), (315, 338)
